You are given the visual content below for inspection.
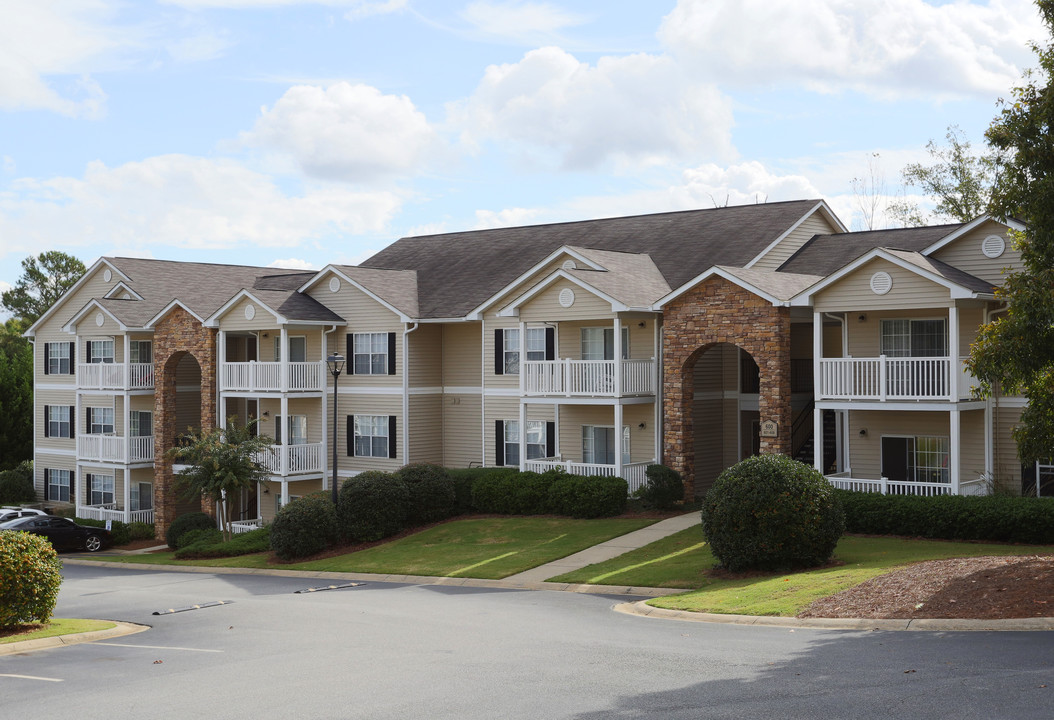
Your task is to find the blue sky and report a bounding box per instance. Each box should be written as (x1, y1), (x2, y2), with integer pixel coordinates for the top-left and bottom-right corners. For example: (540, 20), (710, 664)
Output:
(0, 0), (1045, 303)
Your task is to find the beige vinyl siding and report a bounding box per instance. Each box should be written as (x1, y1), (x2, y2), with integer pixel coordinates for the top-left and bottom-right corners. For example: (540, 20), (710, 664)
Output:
(960, 409), (986, 483)
(442, 322), (481, 386)
(484, 317), (520, 388)
(262, 478), (325, 523)
(752, 212), (840, 271)
(845, 309), (952, 357)
(484, 397), (519, 466)
(555, 405), (653, 465)
(931, 222), (1024, 286)
(35, 453), (77, 506)
(957, 305), (985, 356)
(482, 254), (589, 316)
(992, 402), (1024, 493)
(408, 394), (443, 463)
(36, 389), (77, 450)
(554, 320), (654, 360)
(442, 394), (483, 468)
(821, 322), (844, 359)
(81, 311), (122, 336)
(336, 394), (403, 472)
(846, 410), (951, 480)
(34, 265), (123, 341)
(217, 297), (280, 332)
(519, 280), (612, 322)
(813, 258), (951, 313)
(408, 323), (442, 388)
(35, 330), (80, 383)
(256, 397), (324, 444)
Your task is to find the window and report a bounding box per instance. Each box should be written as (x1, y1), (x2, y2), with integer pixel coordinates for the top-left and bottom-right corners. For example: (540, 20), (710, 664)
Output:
(87, 339), (114, 363)
(880, 319), (947, 357)
(581, 327), (630, 361)
(276, 494), (301, 515)
(582, 425), (631, 466)
(45, 342), (72, 375)
(495, 420), (554, 466)
(881, 436), (949, 484)
(348, 415), (396, 458)
(503, 328), (520, 374)
(494, 327), (554, 375)
(525, 328), (547, 361)
(351, 332), (393, 375)
(130, 482), (153, 511)
(129, 411), (152, 437)
(88, 407), (115, 435)
(274, 336), (306, 362)
(45, 405), (73, 438)
(129, 340), (151, 364)
(275, 415), (307, 445)
(45, 469), (71, 502)
(88, 473), (115, 506)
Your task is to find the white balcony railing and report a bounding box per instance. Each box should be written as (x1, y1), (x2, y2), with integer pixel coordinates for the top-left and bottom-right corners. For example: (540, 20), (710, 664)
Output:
(77, 503), (155, 524)
(77, 363), (154, 390)
(221, 361), (325, 392)
(78, 434), (154, 463)
(257, 442), (324, 475)
(825, 472), (953, 497)
(818, 356), (976, 401)
(523, 359), (656, 397)
(231, 519), (263, 534)
(524, 460), (651, 494)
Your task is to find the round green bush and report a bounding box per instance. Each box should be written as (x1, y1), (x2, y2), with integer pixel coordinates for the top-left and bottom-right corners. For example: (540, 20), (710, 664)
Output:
(0, 530), (62, 629)
(338, 471), (410, 542)
(165, 512), (215, 549)
(701, 455), (845, 572)
(270, 493), (338, 560)
(0, 461), (36, 505)
(396, 463), (457, 524)
(636, 464), (685, 510)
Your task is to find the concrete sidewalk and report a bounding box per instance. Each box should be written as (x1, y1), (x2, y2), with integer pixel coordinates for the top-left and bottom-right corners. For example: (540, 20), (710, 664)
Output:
(502, 511), (700, 584)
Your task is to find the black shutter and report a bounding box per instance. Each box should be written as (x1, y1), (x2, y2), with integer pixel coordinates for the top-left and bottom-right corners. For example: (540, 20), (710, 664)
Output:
(546, 421), (556, 458)
(494, 329), (504, 375)
(346, 415), (355, 456)
(43, 344), (50, 375)
(388, 416), (397, 459)
(495, 420), (505, 466)
(545, 327), (555, 361)
(346, 334), (355, 375)
(69, 406), (76, 438)
(67, 471), (74, 500)
(43, 469), (50, 501)
(68, 341), (76, 374)
(86, 473), (92, 502)
(86, 407), (92, 433)
(387, 333), (396, 375)
(44, 406), (50, 438)
(85, 341), (93, 364)
(274, 416), (282, 445)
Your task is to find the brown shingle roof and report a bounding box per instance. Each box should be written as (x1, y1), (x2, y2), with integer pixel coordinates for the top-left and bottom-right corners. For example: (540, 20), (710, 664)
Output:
(777, 224), (960, 276)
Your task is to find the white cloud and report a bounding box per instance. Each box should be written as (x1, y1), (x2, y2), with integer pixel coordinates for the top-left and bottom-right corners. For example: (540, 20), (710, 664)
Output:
(659, 0), (1043, 100)
(268, 257), (318, 270)
(0, 155), (401, 256)
(451, 46), (735, 170)
(165, 29), (232, 63)
(344, 0), (407, 21)
(161, 0), (362, 7)
(461, 1), (587, 43)
(473, 207), (542, 229)
(242, 82), (439, 182)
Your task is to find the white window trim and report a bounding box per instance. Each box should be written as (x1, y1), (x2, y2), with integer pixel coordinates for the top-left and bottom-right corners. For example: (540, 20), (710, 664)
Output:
(49, 405), (72, 439)
(354, 415), (390, 457)
(89, 338), (115, 364)
(353, 332), (389, 375)
(87, 473), (115, 506)
(88, 406), (115, 435)
(48, 469), (72, 503)
(46, 342), (71, 374)
(879, 317), (948, 357)
(881, 434), (950, 484)
(582, 425), (631, 465)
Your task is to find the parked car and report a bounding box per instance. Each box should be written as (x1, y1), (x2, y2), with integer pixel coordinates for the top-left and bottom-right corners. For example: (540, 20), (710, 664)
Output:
(0, 507), (49, 523)
(0, 515), (111, 552)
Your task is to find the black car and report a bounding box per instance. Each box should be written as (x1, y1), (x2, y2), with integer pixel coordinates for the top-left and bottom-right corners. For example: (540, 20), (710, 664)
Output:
(0, 515), (111, 552)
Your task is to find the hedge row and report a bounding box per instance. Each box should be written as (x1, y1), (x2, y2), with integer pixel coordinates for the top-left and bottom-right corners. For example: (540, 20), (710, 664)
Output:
(836, 490), (1054, 545)
(470, 470), (627, 518)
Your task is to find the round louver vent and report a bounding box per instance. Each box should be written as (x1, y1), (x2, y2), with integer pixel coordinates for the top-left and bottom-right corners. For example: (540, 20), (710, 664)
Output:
(244, 304), (256, 321)
(95, 312), (105, 327)
(869, 271), (892, 295)
(981, 234), (1006, 258)
(103, 269), (112, 282)
(562, 259), (577, 270)
(559, 288), (575, 308)
(329, 277), (341, 292)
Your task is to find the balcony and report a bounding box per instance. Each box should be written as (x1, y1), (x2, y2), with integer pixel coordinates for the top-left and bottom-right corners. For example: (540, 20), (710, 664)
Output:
(77, 363), (154, 391)
(221, 361), (325, 392)
(524, 459), (651, 494)
(818, 356), (976, 401)
(78, 434), (154, 463)
(257, 442), (325, 475)
(77, 503), (154, 524)
(825, 472), (953, 497)
(523, 359), (656, 397)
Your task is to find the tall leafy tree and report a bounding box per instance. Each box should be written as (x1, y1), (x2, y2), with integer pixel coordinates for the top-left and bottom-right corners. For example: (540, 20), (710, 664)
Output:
(2, 251), (86, 332)
(167, 420), (273, 541)
(969, 0), (1054, 465)
(0, 323), (33, 469)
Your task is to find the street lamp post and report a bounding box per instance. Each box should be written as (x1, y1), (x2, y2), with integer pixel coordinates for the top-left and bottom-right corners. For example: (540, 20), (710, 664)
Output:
(327, 353), (345, 505)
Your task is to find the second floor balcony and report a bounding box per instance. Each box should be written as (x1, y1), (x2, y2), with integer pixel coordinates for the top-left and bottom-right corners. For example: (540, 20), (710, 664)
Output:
(77, 362), (154, 391)
(818, 356), (976, 402)
(256, 442), (325, 475)
(522, 358), (656, 397)
(221, 361), (326, 393)
(78, 434), (154, 463)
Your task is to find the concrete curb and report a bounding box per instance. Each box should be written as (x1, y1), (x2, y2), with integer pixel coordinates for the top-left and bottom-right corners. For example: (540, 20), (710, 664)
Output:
(0, 621), (149, 656)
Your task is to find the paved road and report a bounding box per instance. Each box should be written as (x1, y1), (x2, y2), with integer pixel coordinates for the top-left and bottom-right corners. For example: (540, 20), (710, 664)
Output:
(3, 564), (1053, 719)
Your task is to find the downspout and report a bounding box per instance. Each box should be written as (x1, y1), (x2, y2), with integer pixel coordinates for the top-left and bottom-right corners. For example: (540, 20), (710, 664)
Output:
(403, 322), (420, 465)
(322, 324), (338, 495)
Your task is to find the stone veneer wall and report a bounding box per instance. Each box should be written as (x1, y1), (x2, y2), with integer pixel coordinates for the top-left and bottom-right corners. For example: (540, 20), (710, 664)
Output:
(152, 306), (217, 540)
(662, 276), (792, 498)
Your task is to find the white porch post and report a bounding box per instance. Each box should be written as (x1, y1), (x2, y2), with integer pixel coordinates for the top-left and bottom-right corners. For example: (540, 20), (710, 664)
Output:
(614, 402), (624, 479)
(279, 326), (288, 392)
(950, 409), (961, 494)
(279, 394), (288, 476)
(321, 329), (328, 493)
(280, 479), (289, 509)
(518, 401), (527, 471)
(654, 318), (661, 465)
(613, 317), (622, 397)
(813, 312), (823, 471)
(218, 330), (226, 393)
(984, 399), (994, 483)
(518, 320), (525, 397)
(948, 305), (959, 401)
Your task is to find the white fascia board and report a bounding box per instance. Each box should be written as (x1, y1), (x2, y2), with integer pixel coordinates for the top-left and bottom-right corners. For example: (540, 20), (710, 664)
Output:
(921, 215), (1026, 255)
(62, 299), (128, 334)
(744, 201), (847, 270)
(654, 267), (784, 309)
(295, 264), (338, 294)
(23, 258), (128, 338)
(145, 299), (207, 328)
(496, 269), (627, 317)
(203, 289), (284, 328)
(301, 265), (411, 322)
(103, 281), (143, 301)
(469, 246), (607, 318)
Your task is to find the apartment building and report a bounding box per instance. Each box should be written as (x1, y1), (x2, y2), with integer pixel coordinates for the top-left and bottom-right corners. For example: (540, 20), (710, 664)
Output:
(25, 199), (1029, 536)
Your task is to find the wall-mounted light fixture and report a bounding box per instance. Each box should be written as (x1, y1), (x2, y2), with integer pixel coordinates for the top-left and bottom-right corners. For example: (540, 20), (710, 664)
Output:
(262, 410), (270, 418)
(859, 428), (868, 436)
(638, 321), (646, 328)
(638, 422), (647, 430)
(857, 314), (867, 323)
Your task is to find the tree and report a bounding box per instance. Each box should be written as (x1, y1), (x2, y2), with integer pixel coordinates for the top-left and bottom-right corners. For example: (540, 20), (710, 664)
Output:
(1, 251), (86, 332)
(968, 0), (1054, 466)
(0, 327), (33, 470)
(166, 419), (273, 542)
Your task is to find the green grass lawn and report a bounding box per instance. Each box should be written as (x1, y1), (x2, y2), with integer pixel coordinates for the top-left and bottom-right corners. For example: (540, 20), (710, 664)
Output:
(97, 517), (658, 579)
(0, 618), (115, 645)
(549, 528), (1054, 616)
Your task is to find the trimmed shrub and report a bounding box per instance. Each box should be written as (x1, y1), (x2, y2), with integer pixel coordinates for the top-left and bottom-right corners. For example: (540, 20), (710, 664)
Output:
(338, 471), (410, 542)
(446, 467), (489, 514)
(175, 526), (271, 559)
(76, 517), (132, 546)
(165, 512), (215, 549)
(636, 464), (685, 510)
(396, 463), (457, 524)
(548, 474), (628, 518)
(270, 493), (338, 560)
(0, 461), (35, 504)
(471, 469), (520, 514)
(177, 527), (222, 549)
(701, 455), (844, 572)
(128, 522), (156, 542)
(0, 530), (62, 628)
(836, 490), (1054, 544)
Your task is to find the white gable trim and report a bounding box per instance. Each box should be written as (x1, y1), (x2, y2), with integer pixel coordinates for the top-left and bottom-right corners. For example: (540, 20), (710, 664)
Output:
(23, 258), (127, 337)
(298, 265), (412, 322)
(145, 299), (207, 328)
(469, 246), (608, 319)
(62, 300), (129, 334)
(920, 215), (1025, 255)
(204, 289), (285, 328)
(103, 281), (143, 301)
(744, 200), (848, 270)
(497, 269), (627, 317)
(654, 266), (786, 309)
